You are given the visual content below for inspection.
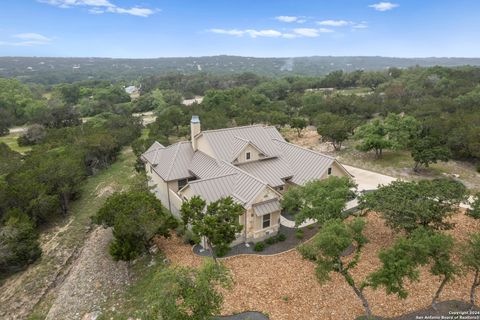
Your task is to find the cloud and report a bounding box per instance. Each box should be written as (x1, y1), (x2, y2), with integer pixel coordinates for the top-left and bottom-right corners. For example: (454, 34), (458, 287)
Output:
(352, 23), (368, 29)
(275, 15), (299, 23)
(38, 0), (156, 17)
(209, 27), (334, 39)
(369, 2), (399, 11)
(293, 28), (333, 37)
(317, 19), (351, 27)
(0, 33), (53, 46)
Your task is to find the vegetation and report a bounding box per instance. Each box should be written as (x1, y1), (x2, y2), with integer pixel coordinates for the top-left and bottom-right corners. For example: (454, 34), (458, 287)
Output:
(460, 233), (480, 308)
(467, 193), (480, 219)
(298, 218), (372, 318)
(93, 191), (177, 261)
(181, 196), (244, 262)
(281, 176), (356, 226)
(360, 179), (467, 233)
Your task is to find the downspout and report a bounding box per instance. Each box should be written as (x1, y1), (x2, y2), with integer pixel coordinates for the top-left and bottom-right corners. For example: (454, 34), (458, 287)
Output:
(167, 181), (172, 213)
(244, 208), (248, 244)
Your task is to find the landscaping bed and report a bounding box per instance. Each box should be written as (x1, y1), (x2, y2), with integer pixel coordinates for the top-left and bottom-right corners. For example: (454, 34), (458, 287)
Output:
(193, 224), (320, 257)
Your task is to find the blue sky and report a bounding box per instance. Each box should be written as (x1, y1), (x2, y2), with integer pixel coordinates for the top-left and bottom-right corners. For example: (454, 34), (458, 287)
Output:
(1, 0), (479, 58)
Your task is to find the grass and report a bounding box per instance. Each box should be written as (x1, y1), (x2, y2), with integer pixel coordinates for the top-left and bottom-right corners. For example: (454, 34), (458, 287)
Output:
(98, 253), (168, 320)
(20, 148), (138, 319)
(0, 132), (31, 153)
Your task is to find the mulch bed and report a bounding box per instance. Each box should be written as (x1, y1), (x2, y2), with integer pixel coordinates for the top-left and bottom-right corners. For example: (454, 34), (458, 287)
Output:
(155, 210), (480, 320)
(193, 224), (320, 257)
(216, 311), (269, 320)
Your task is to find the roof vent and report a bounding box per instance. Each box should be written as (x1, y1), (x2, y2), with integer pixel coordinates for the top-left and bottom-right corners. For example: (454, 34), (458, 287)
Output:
(191, 115), (200, 124)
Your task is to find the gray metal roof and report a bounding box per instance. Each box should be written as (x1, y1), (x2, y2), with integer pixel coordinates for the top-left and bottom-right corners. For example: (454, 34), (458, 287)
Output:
(253, 199), (282, 216)
(273, 139), (335, 185)
(237, 157), (293, 187)
(189, 151), (235, 179)
(142, 141), (194, 181)
(145, 141), (164, 153)
(199, 125), (283, 162)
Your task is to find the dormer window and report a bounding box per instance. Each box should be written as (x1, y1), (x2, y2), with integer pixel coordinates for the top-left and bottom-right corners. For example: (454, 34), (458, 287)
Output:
(246, 152), (251, 160)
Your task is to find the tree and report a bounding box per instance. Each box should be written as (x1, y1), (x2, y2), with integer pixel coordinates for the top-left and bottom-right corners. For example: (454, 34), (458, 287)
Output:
(298, 218), (373, 318)
(315, 113), (354, 150)
(354, 119), (392, 158)
(148, 261), (232, 319)
(0, 210), (41, 275)
(282, 176), (356, 226)
(93, 191), (177, 261)
(411, 136), (451, 172)
(370, 228), (458, 310)
(181, 196), (244, 262)
(290, 117), (307, 137)
(460, 233), (480, 308)
(18, 124), (47, 146)
(383, 113), (420, 150)
(467, 193), (480, 219)
(360, 179), (467, 233)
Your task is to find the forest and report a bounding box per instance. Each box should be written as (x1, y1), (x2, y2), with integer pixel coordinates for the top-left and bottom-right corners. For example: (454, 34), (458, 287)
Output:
(1, 63), (480, 284)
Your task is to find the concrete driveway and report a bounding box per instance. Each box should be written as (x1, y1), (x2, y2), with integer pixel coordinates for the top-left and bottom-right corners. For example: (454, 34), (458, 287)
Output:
(343, 164), (397, 192)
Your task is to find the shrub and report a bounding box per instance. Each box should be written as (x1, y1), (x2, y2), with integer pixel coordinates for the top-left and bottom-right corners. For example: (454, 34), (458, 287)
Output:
(182, 229), (199, 245)
(215, 245), (230, 257)
(477, 163), (480, 173)
(265, 236), (277, 245)
(277, 233), (287, 242)
(295, 229), (304, 239)
(254, 241), (265, 252)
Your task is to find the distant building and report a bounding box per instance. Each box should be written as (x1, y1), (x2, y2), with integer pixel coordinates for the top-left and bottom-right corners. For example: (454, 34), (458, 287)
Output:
(142, 116), (351, 244)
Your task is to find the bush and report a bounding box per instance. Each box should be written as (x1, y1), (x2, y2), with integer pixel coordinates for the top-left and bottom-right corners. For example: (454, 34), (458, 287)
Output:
(254, 241), (265, 252)
(477, 163), (480, 173)
(182, 229), (199, 245)
(277, 233), (287, 242)
(265, 236), (277, 245)
(295, 229), (304, 239)
(215, 244), (230, 257)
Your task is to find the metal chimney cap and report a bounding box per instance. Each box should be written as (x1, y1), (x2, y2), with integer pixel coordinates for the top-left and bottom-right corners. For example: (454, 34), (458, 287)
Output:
(191, 115), (200, 123)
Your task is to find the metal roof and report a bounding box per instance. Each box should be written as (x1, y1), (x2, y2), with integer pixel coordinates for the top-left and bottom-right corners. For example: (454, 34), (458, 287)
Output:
(145, 141), (165, 153)
(189, 151), (235, 179)
(199, 125), (283, 162)
(273, 139), (335, 185)
(142, 141), (194, 181)
(237, 157), (293, 187)
(253, 199), (282, 216)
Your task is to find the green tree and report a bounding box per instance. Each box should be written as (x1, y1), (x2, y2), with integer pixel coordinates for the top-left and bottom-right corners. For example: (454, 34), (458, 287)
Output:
(18, 124), (47, 146)
(93, 191), (177, 261)
(467, 193), (480, 219)
(181, 196), (244, 262)
(149, 261), (232, 320)
(298, 219), (372, 318)
(282, 176), (356, 226)
(411, 136), (451, 172)
(290, 117), (307, 137)
(460, 233), (480, 308)
(0, 210), (41, 275)
(360, 179), (467, 233)
(354, 119), (392, 158)
(315, 113), (355, 150)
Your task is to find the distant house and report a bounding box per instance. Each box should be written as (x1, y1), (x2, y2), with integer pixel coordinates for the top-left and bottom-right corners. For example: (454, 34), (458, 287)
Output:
(142, 116), (351, 244)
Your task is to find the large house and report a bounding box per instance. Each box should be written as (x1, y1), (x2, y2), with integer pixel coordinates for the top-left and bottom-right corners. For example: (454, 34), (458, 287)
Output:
(142, 116), (351, 244)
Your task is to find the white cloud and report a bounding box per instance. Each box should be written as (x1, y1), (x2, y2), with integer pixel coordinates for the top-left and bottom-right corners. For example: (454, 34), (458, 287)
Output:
(209, 29), (283, 38)
(317, 19), (351, 27)
(38, 0), (156, 17)
(353, 23), (368, 29)
(275, 16), (299, 23)
(293, 28), (333, 37)
(369, 2), (399, 11)
(0, 33), (53, 46)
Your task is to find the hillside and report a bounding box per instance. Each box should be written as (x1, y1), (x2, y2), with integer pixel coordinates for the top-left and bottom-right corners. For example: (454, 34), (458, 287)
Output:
(2, 56), (480, 84)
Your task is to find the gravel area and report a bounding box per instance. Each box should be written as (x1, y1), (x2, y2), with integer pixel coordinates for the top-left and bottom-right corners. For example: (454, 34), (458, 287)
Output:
(155, 210), (480, 320)
(193, 225), (320, 257)
(45, 227), (130, 320)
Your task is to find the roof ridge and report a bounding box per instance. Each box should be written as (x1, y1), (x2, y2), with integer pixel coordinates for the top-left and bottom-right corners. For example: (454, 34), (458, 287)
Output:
(273, 138), (336, 160)
(221, 160), (268, 186)
(187, 172), (237, 184)
(201, 124), (264, 134)
(165, 142), (184, 180)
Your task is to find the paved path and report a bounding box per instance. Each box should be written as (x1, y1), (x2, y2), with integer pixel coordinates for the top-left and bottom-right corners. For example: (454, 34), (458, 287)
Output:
(343, 164), (397, 191)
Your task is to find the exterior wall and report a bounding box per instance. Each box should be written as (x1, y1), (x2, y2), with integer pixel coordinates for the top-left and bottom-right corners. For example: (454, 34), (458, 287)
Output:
(251, 210), (281, 241)
(319, 161), (349, 180)
(195, 135), (216, 158)
(234, 144), (265, 164)
(146, 163), (170, 210)
(168, 189), (183, 218)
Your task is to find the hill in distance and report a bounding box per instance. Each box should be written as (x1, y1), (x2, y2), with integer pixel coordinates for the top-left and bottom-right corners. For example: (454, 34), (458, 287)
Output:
(2, 55), (480, 84)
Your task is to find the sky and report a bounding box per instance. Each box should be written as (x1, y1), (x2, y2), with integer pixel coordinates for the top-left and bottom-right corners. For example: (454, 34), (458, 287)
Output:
(1, 0), (480, 58)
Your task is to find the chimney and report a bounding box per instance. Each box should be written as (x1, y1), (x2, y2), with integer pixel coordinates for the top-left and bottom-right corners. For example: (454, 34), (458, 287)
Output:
(191, 115), (201, 151)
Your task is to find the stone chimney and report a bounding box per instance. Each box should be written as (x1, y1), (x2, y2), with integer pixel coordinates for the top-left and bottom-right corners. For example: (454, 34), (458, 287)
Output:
(191, 115), (201, 151)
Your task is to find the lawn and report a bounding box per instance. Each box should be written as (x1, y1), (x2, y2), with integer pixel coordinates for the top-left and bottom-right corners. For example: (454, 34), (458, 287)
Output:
(0, 132), (31, 153)
(0, 147), (138, 320)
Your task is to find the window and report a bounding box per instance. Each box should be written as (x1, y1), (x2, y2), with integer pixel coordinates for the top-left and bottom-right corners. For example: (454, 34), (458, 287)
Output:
(177, 178), (188, 190)
(277, 186), (284, 191)
(327, 167), (332, 175)
(246, 152), (251, 160)
(262, 214), (271, 229)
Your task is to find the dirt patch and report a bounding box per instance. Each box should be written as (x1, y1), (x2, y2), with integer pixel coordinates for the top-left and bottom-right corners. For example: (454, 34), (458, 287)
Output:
(283, 127), (335, 154)
(155, 211), (480, 320)
(45, 227), (130, 320)
(95, 183), (117, 198)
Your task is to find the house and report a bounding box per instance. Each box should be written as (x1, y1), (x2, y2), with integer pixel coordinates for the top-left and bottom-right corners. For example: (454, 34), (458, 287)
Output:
(142, 116), (351, 245)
